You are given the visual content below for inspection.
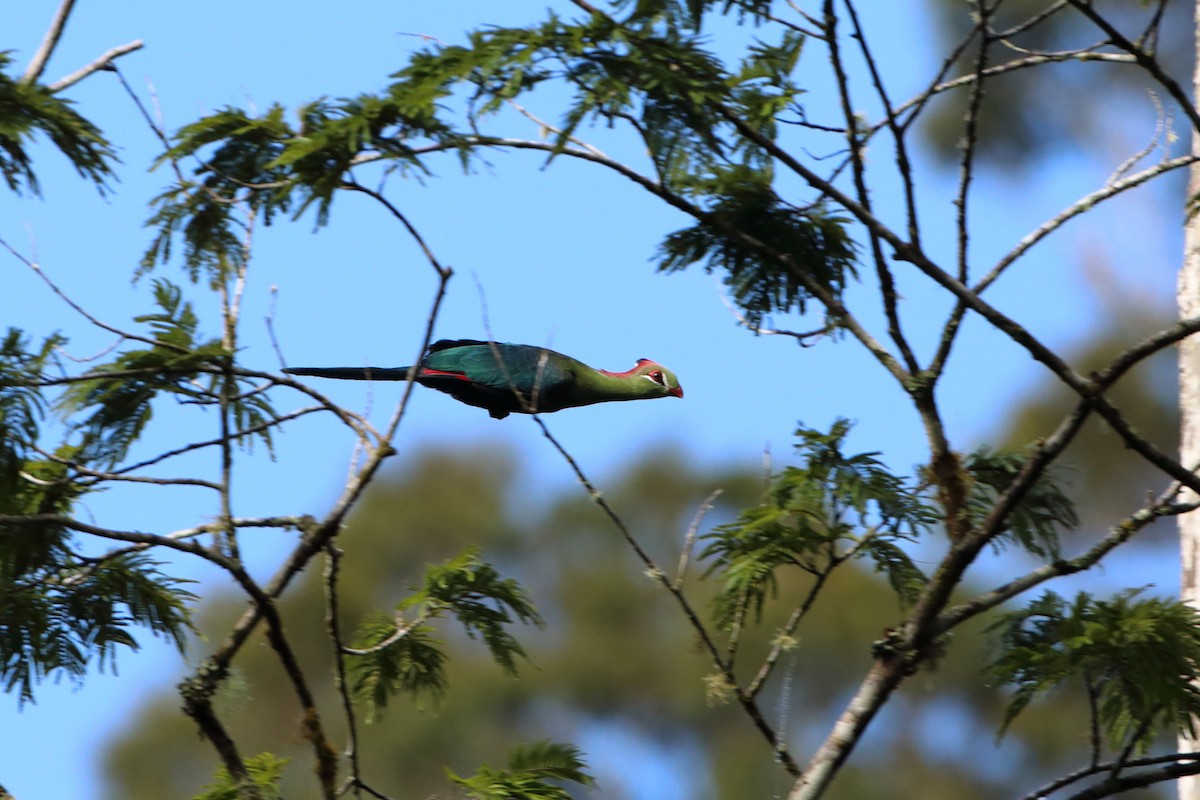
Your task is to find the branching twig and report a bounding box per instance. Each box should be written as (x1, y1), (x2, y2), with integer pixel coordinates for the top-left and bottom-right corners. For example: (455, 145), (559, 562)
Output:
(48, 40), (143, 92)
(534, 416), (801, 775)
(1019, 752), (1200, 800)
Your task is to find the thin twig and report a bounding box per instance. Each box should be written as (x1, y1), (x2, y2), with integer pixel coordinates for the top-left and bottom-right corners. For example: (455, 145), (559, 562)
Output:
(1019, 752), (1200, 800)
(534, 416), (800, 775)
(324, 545), (364, 791)
(673, 489), (722, 590)
(0, 235), (190, 355)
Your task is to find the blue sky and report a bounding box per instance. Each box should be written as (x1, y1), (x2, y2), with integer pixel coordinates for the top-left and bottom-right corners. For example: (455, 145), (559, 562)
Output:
(1, 2), (1187, 798)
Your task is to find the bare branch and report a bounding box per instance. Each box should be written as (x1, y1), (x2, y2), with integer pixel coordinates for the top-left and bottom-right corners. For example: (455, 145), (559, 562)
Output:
(534, 416), (801, 776)
(673, 489), (722, 590)
(21, 0), (78, 85)
(48, 40), (144, 93)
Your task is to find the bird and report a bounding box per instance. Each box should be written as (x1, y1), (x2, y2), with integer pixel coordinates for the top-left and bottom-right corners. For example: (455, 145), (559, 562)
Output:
(283, 338), (683, 419)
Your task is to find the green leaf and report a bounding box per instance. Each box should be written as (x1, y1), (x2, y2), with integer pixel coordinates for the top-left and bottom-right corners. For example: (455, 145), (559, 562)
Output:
(0, 53), (117, 196)
(703, 420), (933, 627)
(0, 550), (194, 705)
(412, 547), (543, 675)
(447, 740), (595, 800)
(989, 589), (1200, 752)
(56, 281), (235, 467)
(966, 447), (1077, 558)
(658, 184), (857, 328)
(193, 752), (289, 800)
(0, 328), (65, 502)
(348, 612), (447, 721)
(860, 538), (926, 611)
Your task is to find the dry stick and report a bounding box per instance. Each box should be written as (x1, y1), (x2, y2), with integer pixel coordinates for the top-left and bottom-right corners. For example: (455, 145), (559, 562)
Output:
(673, 489), (722, 590)
(974, 153), (1200, 295)
(747, 566), (834, 699)
(215, 217), (253, 562)
(48, 40), (143, 93)
(109, 405), (338, 475)
(933, 487), (1197, 636)
(177, 185), (453, 797)
(954, 8), (990, 283)
(533, 417), (801, 776)
(89, 516), (316, 563)
(827, 0), (968, 535)
(21, 0), (77, 84)
(926, 4), (992, 407)
(843, 0), (921, 248)
(29, 444), (221, 490)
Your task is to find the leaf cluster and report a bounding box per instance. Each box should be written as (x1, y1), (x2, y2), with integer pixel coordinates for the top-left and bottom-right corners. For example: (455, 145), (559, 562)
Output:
(658, 187), (856, 328)
(989, 589), (1200, 753)
(194, 752), (288, 800)
(55, 279), (275, 466)
(144, 89), (455, 281)
(142, 7), (849, 333)
(0, 542), (194, 705)
(446, 740), (595, 800)
(702, 420), (935, 629)
(964, 448), (1078, 558)
(350, 547), (541, 720)
(0, 297), (226, 704)
(0, 52), (116, 196)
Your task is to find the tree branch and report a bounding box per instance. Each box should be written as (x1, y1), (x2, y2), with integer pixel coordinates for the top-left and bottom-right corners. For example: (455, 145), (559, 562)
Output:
(48, 40), (144, 93)
(21, 0), (77, 85)
(534, 416), (801, 776)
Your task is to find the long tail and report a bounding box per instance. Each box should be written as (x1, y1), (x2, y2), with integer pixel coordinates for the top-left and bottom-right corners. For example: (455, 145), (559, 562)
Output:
(283, 366), (412, 381)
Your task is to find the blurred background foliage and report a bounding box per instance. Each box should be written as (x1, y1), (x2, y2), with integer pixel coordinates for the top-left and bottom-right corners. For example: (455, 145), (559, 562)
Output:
(103, 413), (1176, 798)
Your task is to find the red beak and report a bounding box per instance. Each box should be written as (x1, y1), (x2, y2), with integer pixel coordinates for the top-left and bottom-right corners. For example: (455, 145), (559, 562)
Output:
(669, 386), (684, 399)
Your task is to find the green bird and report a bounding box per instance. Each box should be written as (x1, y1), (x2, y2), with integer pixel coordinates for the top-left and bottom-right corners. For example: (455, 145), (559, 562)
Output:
(283, 338), (683, 419)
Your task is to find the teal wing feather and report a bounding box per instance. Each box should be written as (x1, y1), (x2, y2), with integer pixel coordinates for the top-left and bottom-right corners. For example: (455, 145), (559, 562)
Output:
(424, 341), (575, 394)
(418, 340), (579, 416)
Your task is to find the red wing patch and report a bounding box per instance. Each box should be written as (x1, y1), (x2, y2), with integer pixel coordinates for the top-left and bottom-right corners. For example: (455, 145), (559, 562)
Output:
(418, 368), (472, 382)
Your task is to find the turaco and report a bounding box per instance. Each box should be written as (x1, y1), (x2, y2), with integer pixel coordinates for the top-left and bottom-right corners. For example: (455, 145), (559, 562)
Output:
(284, 338), (683, 419)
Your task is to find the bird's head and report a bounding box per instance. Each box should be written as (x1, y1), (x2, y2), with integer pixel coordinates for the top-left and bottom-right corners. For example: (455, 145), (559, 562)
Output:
(632, 358), (684, 399)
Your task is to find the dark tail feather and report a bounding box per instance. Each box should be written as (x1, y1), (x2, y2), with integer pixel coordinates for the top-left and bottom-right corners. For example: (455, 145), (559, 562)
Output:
(283, 366), (411, 381)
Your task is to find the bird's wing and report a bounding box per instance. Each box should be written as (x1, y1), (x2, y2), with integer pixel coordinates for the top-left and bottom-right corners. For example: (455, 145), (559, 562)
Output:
(425, 343), (575, 394)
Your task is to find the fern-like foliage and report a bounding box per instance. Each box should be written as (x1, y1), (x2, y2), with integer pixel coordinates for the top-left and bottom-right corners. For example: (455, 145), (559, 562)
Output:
(658, 185), (856, 328)
(349, 547), (541, 720)
(0, 546), (194, 705)
(989, 589), (1200, 753)
(964, 448), (1078, 558)
(414, 547), (542, 674)
(0, 328), (63, 499)
(55, 279), (273, 466)
(193, 752), (289, 800)
(703, 420), (935, 628)
(144, 90), (454, 281)
(446, 740), (595, 800)
(350, 613), (446, 721)
(0, 52), (117, 196)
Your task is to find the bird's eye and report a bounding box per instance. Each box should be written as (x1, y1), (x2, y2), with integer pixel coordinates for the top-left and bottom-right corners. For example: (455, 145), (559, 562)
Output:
(649, 370), (665, 385)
